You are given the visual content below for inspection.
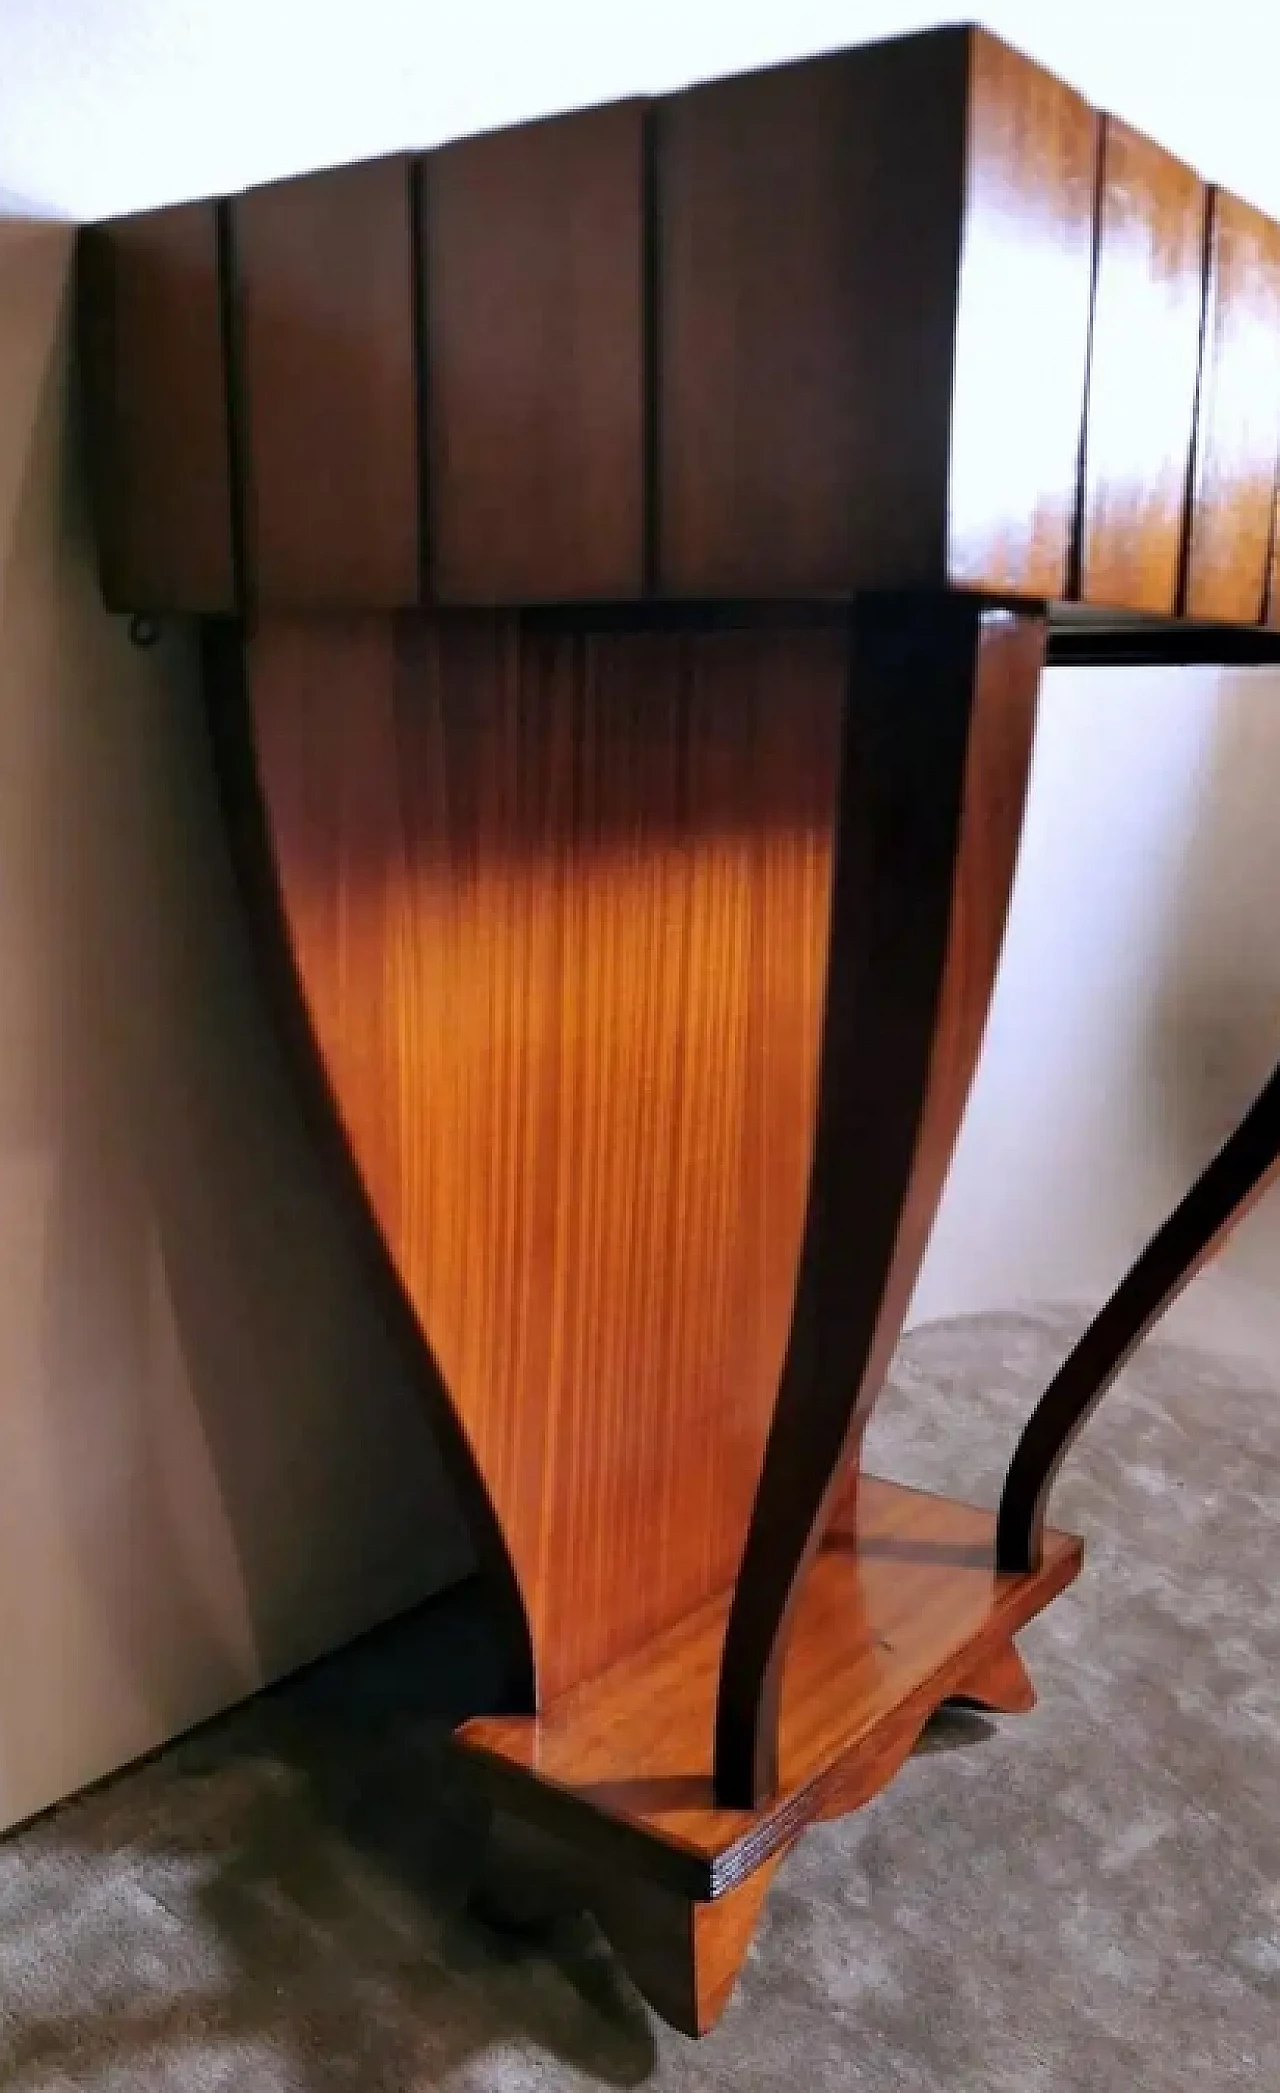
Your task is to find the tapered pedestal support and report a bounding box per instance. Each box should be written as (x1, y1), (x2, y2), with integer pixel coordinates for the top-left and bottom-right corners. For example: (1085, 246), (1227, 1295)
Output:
(209, 591), (1081, 2033)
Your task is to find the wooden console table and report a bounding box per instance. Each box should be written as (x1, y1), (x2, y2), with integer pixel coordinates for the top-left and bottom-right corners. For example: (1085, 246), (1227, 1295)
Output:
(78, 24), (1280, 2037)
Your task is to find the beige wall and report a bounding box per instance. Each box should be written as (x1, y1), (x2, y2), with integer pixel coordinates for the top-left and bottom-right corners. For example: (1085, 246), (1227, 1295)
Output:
(912, 664), (1280, 1356)
(0, 220), (468, 1834)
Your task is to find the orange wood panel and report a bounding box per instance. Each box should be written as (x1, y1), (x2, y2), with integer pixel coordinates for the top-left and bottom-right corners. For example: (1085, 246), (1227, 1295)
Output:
(246, 610), (843, 1698)
(78, 203), (235, 612)
(1077, 118), (1207, 614)
(947, 1637), (1036, 1714)
(945, 30), (1097, 595)
(233, 157), (419, 606)
(1183, 188), (1280, 623)
(423, 103), (646, 601)
(658, 28), (1094, 599)
(459, 1477), (1081, 1895)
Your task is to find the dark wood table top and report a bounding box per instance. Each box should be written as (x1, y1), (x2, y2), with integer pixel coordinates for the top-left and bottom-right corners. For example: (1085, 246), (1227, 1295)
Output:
(78, 22), (1280, 660)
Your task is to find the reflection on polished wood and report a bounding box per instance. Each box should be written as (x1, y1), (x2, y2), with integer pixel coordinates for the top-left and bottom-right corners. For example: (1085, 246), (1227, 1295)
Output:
(78, 16), (1280, 2041)
(80, 26), (1280, 637)
(1183, 189), (1280, 623)
(461, 1482), (1078, 1859)
(247, 610), (840, 1701)
(460, 1481), (1077, 2031)
(1078, 116), (1207, 614)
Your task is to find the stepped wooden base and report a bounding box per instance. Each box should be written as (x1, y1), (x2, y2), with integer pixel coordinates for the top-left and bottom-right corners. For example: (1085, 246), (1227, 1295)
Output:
(458, 1477), (1082, 2034)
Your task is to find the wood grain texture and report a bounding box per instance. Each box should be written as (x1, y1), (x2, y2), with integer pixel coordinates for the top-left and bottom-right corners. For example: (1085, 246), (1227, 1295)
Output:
(1077, 118), (1207, 613)
(232, 156), (419, 606)
(246, 608), (843, 1700)
(1183, 188), (1280, 623)
(714, 600), (1045, 1808)
(202, 620), (534, 1695)
(659, 27), (1094, 599)
(458, 1477), (1081, 1900)
(424, 103), (646, 601)
(78, 203), (235, 612)
(998, 1058), (1280, 1575)
(946, 29), (1096, 594)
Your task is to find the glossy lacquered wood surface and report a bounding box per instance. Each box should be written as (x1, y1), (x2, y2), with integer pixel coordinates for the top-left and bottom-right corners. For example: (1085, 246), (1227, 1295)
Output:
(945, 31), (1095, 595)
(247, 610), (842, 1699)
(458, 1476), (1081, 1898)
(714, 601), (1045, 1807)
(232, 157), (420, 607)
(1184, 189), (1280, 622)
(659, 28), (1093, 598)
(1078, 118), (1207, 613)
(79, 201), (235, 612)
(83, 22), (1280, 627)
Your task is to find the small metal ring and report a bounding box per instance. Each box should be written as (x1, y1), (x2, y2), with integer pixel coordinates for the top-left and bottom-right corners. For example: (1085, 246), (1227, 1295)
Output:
(128, 614), (160, 649)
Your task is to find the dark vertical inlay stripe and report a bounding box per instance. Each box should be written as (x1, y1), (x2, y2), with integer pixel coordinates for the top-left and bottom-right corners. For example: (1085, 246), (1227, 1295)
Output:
(215, 197), (250, 615)
(1175, 187), (1219, 618)
(1066, 112), (1107, 603)
(641, 102), (661, 597)
(409, 154), (434, 605)
(1262, 463), (1280, 626)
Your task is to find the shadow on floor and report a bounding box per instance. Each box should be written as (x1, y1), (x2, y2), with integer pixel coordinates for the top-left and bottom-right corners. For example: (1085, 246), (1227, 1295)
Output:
(0, 1579), (658, 2089)
(0, 1571), (1012, 2092)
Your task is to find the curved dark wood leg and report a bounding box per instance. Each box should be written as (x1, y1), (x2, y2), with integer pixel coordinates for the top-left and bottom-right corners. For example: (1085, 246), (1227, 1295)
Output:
(713, 595), (1046, 1808)
(997, 1061), (1280, 1573)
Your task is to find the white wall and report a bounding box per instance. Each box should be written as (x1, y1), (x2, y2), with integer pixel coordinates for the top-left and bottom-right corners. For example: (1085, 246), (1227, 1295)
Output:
(0, 220), (468, 1834)
(911, 668), (1280, 1360)
(3, 1), (1280, 1830)
(5, 1), (1280, 224)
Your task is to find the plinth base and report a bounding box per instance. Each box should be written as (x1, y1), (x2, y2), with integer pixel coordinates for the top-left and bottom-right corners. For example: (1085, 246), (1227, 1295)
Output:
(455, 1476), (1082, 2032)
